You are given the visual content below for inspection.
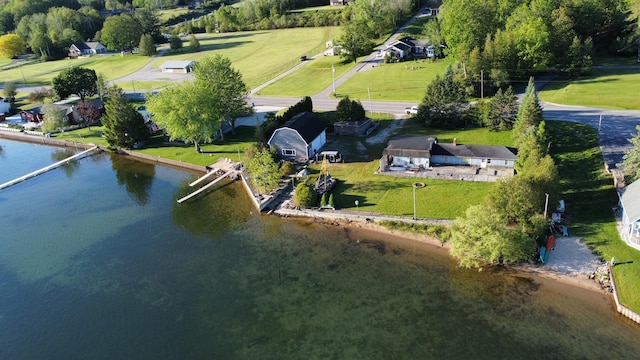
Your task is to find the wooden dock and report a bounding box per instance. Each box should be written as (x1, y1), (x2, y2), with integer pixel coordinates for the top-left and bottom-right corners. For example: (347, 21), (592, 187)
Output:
(177, 158), (242, 204)
(0, 145), (100, 191)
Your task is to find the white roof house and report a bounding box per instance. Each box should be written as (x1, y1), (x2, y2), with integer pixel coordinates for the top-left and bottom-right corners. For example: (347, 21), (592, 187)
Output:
(160, 60), (196, 73)
(618, 180), (640, 250)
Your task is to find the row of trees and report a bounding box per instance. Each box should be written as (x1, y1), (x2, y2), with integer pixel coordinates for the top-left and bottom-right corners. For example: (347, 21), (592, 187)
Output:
(450, 78), (559, 269)
(437, 0), (639, 84)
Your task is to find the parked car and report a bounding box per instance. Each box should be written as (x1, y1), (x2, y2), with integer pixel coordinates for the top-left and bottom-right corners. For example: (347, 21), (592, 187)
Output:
(405, 106), (419, 115)
(300, 55), (307, 61)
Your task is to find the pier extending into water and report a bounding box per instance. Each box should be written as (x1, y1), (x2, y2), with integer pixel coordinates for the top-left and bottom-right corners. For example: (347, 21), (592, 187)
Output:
(177, 158), (242, 203)
(0, 145), (100, 191)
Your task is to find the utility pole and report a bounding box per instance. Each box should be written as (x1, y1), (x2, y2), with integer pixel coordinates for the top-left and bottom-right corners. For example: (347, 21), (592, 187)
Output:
(368, 87), (373, 114)
(480, 70), (484, 99)
(598, 115), (603, 133)
(332, 62), (336, 97)
(413, 184), (417, 220)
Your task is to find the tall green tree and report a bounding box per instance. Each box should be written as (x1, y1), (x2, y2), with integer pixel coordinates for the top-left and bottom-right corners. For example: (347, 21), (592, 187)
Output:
(416, 65), (470, 128)
(145, 81), (214, 152)
(193, 54), (249, 137)
(134, 7), (163, 44)
(102, 85), (149, 149)
(100, 14), (142, 50)
(169, 34), (182, 51)
(41, 103), (67, 133)
(622, 126), (640, 181)
(513, 77), (543, 144)
(2, 82), (17, 102)
(335, 95), (365, 123)
(189, 34), (200, 50)
(138, 34), (156, 56)
(339, 20), (375, 64)
(482, 87), (518, 131)
(52, 66), (98, 102)
(247, 148), (280, 194)
(450, 204), (536, 269)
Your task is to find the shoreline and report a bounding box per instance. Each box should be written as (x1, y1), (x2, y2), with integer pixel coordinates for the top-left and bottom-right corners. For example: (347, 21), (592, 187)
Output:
(0, 133), (612, 297)
(303, 215), (610, 296)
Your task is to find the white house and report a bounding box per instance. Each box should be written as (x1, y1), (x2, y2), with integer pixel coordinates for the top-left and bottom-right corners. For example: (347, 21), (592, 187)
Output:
(267, 112), (327, 162)
(618, 180), (640, 250)
(160, 60), (196, 73)
(69, 42), (107, 57)
(381, 136), (517, 172)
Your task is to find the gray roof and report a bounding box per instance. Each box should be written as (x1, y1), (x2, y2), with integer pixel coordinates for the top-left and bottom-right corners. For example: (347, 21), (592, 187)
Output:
(620, 180), (640, 223)
(383, 135), (517, 160)
(161, 60), (195, 69)
(433, 143), (518, 160)
(282, 112), (325, 143)
(383, 136), (436, 157)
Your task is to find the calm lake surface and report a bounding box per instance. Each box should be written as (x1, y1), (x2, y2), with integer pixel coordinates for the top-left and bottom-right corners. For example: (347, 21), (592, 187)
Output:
(1, 138), (640, 359)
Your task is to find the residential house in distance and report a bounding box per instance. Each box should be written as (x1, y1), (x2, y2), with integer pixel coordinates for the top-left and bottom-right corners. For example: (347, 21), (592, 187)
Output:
(268, 112), (327, 162)
(329, 0), (353, 5)
(380, 136), (517, 181)
(160, 60), (196, 73)
(69, 42), (107, 57)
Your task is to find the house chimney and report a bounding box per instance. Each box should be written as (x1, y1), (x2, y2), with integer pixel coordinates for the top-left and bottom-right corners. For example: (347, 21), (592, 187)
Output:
(453, 138), (457, 146)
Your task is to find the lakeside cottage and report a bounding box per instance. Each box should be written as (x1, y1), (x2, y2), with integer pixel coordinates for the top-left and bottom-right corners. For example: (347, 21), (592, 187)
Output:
(618, 180), (640, 250)
(380, 136), (517, 181)
(267, 112), (327, 162)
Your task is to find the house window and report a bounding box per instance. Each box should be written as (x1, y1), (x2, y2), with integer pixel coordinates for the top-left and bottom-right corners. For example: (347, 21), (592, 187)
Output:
(487, 159), (492, 164)
(282, 149), (296, 156)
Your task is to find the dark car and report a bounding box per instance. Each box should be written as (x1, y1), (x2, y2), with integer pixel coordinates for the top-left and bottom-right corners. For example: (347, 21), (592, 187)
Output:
(300, 55), (307, 61)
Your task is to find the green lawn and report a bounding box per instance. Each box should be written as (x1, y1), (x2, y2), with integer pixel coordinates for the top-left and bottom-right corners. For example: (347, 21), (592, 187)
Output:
(548, 120), (640, 312)
(1, 54), (152, 87)
(257, 56), (356, 97)
(539, 70), (640, 110)
(313, 160), (493, 218)
(336, 58), (452, 102)
(158, 27), (343, 89)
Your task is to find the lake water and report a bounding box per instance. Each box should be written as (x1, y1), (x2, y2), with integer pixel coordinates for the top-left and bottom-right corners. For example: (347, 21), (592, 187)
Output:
(1, 138), (640, 359)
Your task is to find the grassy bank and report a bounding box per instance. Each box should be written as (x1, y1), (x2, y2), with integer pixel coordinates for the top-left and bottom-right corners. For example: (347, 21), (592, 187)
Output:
(539, 70), (640, 110)
(548, 120), (640, 312)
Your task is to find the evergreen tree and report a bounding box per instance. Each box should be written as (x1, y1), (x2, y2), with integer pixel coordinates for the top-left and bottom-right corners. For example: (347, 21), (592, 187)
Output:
(169, 35), (183, 51)
(513, 77), (543, 144)
(622, 126), (640, 181)
(189, 34), (200, 50)
(335, 96), (365, 123)
(138, 34), (156, 56)
(102, 85), (149, 149)
(482, 86), (517, 131)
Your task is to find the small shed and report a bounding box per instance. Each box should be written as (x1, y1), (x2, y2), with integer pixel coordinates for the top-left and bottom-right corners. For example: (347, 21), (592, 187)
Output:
(267, 112), (327, 162)
(160, 60), (196, 73)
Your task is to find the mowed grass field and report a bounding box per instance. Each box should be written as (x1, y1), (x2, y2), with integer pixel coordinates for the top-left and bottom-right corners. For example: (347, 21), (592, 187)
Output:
(0, 54), (152, 87)
(0, 27), (342, 92)
(336, 59), (451, 102)
(539, 69), (640, 110)
(257, 55), (355, 97)
(157, 27), (343, 89)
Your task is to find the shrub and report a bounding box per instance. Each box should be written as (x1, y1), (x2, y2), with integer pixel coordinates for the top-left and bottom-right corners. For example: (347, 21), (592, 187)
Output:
(279, 161), (296, 177)
(293, 183), (317, 209)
